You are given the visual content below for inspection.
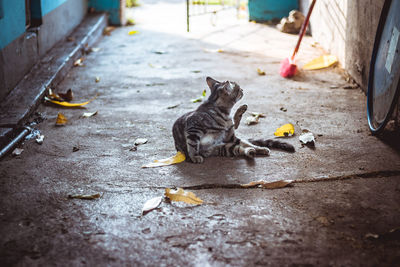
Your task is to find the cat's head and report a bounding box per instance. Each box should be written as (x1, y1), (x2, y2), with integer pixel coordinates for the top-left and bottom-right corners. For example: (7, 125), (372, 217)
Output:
(206, 77), (243, 110)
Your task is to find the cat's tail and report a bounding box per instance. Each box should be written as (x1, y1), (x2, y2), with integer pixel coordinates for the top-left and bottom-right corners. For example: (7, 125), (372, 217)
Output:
(248, 138), (295, 153)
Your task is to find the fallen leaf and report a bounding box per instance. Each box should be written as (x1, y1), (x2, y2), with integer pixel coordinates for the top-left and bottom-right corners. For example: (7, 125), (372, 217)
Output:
(246, 112), (265, 125)
(35, 135), (44, 145)
(68, 193), (101, 200)
(59, 89), (74, 102)
(257, 68), (266, 75)
(250, 112), (266, 117)
(191, 90), (207, 103)
(365, 233), (379, 239)
(153, 50), (166, 54)
(90, 47), (101, 52)
(165, 188), (203, 205)
(45, 96), (95, 107)
(280, 107), (287, 112)
(303, 55), (338, 70)
(82, 111), (98, 118)
(142, 196), (163, 215)
(95, 77), (100, 83)
(241, 180), (293, 189)
(73, 57), (84, 67)
(103, 26), (116, 36)
(47, 88), (63, 101)
(127, 18), (135, 25)
(55, 112), (68, 126)
(12, 148), (24, 156)
(141, 151), (186, 168)
(134, 138), (148, 146)
(246, 116), (259, 125)
(128, 30), (139, 35)
(299, 130), (315, 145)
(167, 104), (180, 109)
(274, 123), (295, 137)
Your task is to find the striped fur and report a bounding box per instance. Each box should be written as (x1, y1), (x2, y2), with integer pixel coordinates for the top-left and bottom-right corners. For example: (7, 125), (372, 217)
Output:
(172, 77), (294, 163)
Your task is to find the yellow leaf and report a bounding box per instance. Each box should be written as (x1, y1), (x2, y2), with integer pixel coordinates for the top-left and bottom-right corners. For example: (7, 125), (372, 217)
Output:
(56, 112), (68, 126)
(45, 96), (95, 107)
(274, 123), (295, 137)
(303, 55), (338, 70)
(128, 30), (139, 35)
(241, 180), (293, 189)
(165, 188), (203, 205)
(141, 151), (186, 168)
(257, 68), (266, 75)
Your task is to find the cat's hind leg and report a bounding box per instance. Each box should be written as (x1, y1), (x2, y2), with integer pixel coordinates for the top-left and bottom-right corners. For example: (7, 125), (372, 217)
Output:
(185, 129), (204, 163)
(233, 139), (270, 158)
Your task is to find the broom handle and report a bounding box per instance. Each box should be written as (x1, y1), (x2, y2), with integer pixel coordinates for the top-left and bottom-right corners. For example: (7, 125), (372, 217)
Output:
(291, 0), (316, 60)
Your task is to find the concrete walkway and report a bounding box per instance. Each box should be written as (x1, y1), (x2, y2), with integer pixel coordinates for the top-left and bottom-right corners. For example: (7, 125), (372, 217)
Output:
(1, 1), (399, 265)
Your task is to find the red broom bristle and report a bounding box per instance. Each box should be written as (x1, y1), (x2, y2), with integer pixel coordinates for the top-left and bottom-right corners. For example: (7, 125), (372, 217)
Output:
(280, 57), (297, 78)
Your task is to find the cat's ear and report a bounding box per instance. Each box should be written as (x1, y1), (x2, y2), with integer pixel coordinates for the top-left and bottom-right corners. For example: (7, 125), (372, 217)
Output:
(206, 77), (219, 92)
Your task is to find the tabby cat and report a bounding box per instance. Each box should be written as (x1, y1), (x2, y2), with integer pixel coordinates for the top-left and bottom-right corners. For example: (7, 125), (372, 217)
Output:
(172, 77), (295, 163)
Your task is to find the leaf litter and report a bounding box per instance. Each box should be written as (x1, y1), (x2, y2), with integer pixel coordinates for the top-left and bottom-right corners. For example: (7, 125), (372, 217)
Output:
(55, 112), (68, 126)
(68, 193), (101, 200)
(245, 112), (265, 125)
(82, 111), (98, 118)
(165, 188), (203, 205)
(191, 89), (207, 103)
(299, 129), (315, 147)
(141, 151), (186, 168)
(241, 180), (293, 189)
(274, 123), (295, 137)
(142, 196), (163, 215)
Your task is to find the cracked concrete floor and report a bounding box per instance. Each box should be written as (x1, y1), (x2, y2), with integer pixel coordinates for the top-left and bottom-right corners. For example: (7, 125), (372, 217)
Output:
(1, 0), (400, 266)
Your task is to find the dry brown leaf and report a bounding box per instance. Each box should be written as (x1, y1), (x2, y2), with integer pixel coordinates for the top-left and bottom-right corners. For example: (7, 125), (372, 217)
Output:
(59, 89), (74, 102)
(47, 88), (63, 101)
(56, 112), (68, 126)
(165, 188), (203, 205)
(142, 196), (163, 215)
(103, 26), (116, 36)
(241, 180), (293, 189)
(74, 57), (84, 67)
(68, 193), (101, 200)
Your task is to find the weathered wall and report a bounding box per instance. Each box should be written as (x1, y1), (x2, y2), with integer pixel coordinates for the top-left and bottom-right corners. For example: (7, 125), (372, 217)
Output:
(0, 0), (87, 102)
(301, 0), (385, 93)
(344, 1), (385, 92)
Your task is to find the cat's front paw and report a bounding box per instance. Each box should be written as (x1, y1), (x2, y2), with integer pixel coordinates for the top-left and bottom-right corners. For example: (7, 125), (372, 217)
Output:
(191, 155), (204, 164)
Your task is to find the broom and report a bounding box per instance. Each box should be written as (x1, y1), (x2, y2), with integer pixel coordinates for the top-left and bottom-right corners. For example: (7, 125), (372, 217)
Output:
(279, 0), (316, 78)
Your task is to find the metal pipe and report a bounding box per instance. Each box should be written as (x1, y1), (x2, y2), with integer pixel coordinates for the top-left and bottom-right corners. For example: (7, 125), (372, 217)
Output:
(0, 126), (31, 159)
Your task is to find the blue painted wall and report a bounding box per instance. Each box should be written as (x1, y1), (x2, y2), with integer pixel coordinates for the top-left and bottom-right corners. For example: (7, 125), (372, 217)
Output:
(89, 0), (121, 25)
(248, 0), (299, 22)
(0, 0), (68, 50)
(0, 1), (26, 50)
(41, 0), (67, 16)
